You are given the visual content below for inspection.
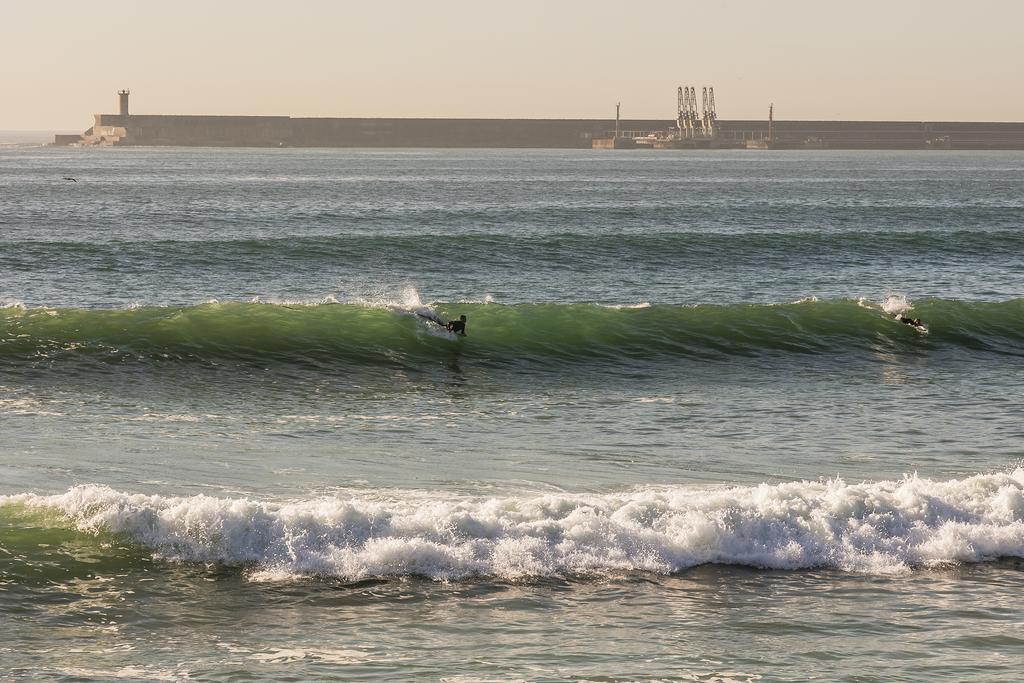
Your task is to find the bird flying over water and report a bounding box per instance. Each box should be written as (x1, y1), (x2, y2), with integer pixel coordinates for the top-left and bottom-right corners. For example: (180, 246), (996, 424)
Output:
(62, 176), (77, 182)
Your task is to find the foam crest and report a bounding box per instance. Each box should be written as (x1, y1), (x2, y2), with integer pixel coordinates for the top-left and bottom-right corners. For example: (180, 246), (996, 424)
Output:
(6, 470), (1024, 581)
(881, 293), (911, 316)
(353, 284), (428, 311)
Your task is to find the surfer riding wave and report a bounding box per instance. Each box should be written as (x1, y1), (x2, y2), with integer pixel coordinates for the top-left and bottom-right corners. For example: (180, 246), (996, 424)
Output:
(416, 310), (467, 336)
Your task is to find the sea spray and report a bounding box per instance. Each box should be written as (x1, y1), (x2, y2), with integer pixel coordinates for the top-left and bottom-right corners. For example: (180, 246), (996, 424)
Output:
(880, 293), (911, 317)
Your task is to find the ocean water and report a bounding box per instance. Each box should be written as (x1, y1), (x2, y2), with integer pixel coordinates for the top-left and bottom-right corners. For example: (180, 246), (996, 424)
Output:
(1, 146), (1023, 681)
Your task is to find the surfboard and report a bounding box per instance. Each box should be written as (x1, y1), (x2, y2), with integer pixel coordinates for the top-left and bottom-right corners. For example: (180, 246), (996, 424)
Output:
(415, 310), (445, 327)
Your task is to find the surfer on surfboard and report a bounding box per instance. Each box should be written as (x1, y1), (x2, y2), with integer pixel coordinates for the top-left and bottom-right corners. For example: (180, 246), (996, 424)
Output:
(446, 315), (467, 336)
(893, 313), (925, 330)
(416, 310), (467, 336)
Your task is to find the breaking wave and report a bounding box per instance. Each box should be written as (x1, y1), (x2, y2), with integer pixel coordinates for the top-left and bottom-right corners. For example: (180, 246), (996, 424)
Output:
(1, 297), (1022, 370)
(3, 470), (1024, 581)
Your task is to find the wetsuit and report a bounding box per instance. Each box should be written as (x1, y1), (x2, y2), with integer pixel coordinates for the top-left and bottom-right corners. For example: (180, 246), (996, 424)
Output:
(447, 319), (466, 335)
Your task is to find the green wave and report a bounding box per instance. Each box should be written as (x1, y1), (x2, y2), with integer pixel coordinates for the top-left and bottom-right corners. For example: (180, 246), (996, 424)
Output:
(0, 502), (152, 584)
(1, 298), (1022, 369)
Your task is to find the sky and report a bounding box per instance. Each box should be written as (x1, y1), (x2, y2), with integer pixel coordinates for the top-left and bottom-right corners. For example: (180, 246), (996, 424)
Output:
(3, 0), (1022, 130)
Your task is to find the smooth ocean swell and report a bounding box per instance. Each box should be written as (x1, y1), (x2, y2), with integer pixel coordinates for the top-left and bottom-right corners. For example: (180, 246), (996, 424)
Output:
(4, 470), (1024, 581)
(4, 228), (1024, 264)
(2, 298), (1022, 368)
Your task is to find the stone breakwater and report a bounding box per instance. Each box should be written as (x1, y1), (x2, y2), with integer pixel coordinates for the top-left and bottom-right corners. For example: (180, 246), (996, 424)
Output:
(55, 113), (1024, 149)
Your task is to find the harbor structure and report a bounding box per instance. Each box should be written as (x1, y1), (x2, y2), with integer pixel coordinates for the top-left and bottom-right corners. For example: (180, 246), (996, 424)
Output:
(744, 104), (774, 149)
(591, 103), (639, 149)
(53, 90), (1024, 150)
(592, 86), (728, 149)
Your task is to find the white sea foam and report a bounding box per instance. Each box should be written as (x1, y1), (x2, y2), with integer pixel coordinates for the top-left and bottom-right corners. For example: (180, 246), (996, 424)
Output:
(130, 413), (203, 423)
(0, 393), (67, 417)
(6, 470), (1024, 581)
(599, 302), (652, 309)
(354, 284), (427, 311)
(256, 295), (341, 307)
(54, 666), (188, 682)
(456, 294), (496, 304)
(880, 293), (911, 316)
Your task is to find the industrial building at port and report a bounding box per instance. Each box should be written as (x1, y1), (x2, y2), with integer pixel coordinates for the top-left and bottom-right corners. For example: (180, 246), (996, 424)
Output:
(55, 89), (1024, 150)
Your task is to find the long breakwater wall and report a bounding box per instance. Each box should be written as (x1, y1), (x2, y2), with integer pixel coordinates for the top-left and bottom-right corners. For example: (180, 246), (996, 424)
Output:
(57, 113), (1024, 149)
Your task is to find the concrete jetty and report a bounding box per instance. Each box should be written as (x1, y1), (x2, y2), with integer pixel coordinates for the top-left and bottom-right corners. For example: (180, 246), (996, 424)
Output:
(55, 92), (1024, 150)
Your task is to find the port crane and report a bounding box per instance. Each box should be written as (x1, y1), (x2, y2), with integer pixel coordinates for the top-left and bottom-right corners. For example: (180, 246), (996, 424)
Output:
(702, 87), (716, 137)
(677, 85), (715, 139)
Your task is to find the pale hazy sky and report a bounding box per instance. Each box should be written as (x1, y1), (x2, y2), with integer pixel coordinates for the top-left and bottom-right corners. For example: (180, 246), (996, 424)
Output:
(4, 0), (1022, 129)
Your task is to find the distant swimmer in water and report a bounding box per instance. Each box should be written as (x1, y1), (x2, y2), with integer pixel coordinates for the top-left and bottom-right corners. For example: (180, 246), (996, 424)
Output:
(446, 315), (467, 336)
